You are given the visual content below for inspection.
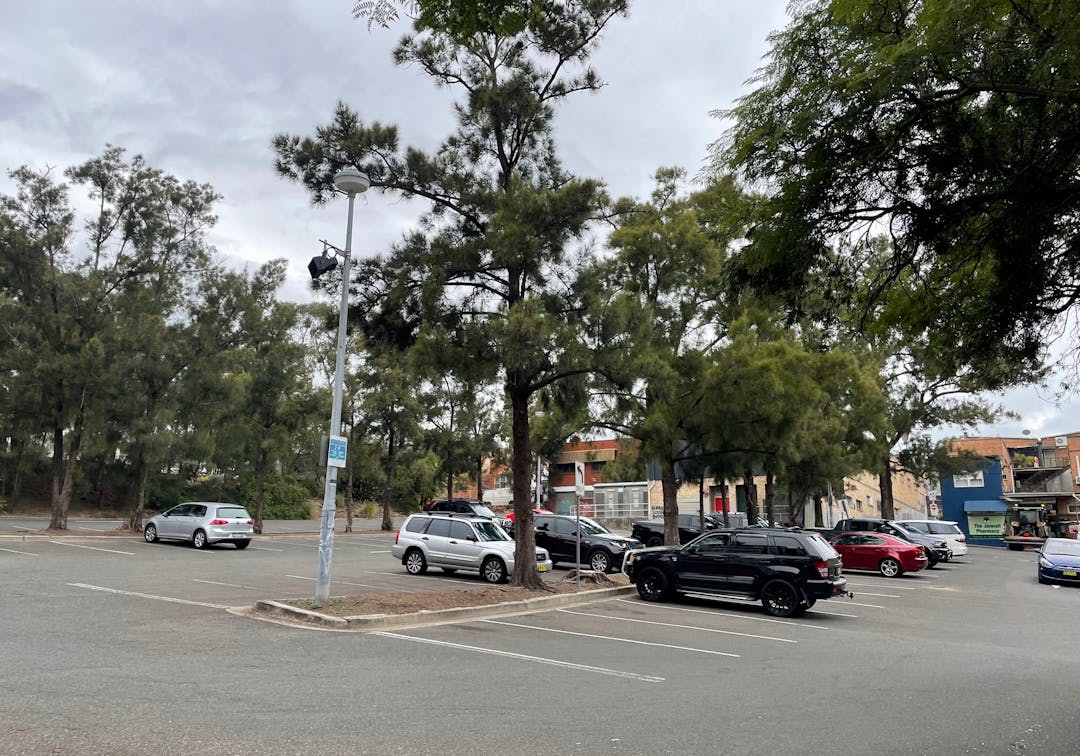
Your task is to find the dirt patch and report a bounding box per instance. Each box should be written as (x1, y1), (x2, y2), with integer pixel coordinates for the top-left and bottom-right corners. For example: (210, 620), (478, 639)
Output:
(285, 571), (630, 618)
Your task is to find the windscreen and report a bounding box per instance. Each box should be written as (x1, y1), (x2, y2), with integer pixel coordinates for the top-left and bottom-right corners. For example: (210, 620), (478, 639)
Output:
(1042, 539), (1080, 557)
(474, 505), (498, 519)
(473, 521), (510, 541)
(928, 522), (962, 535)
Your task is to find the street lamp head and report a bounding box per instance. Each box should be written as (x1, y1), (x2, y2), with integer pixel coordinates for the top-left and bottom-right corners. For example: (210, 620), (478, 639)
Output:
(333, 168), (370, 195)
(308, 253), (338, 280)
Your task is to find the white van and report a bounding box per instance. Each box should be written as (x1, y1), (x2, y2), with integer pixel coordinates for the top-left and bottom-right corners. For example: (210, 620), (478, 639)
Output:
(901, 519), (967, 556)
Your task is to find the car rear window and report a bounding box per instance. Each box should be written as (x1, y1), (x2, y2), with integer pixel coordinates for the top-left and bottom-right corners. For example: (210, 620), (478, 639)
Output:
(216, 507), (249, 519)
(927, 522), (962, 535)
(405, 517), (429, 533)
(803, 533), (840, 559)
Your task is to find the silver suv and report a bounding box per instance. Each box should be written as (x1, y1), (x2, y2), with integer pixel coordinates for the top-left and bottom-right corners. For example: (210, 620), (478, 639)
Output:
(391, 513), (553, 583)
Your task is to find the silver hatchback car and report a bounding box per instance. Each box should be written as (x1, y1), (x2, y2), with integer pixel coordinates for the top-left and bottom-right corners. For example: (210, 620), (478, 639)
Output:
(143, 502), (255, 549)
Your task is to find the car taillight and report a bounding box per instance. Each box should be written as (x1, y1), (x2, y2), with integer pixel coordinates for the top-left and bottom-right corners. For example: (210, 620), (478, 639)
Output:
(246, 519), (253, 525)
(210, 519), (229, 525)
(814, 560), (829, 578)
(958, 536), (965, 542)
(394, 530), (400, 544)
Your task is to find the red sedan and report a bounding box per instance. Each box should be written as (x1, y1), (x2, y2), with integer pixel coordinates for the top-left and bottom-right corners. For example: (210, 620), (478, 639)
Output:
(829, 532), (928, 578)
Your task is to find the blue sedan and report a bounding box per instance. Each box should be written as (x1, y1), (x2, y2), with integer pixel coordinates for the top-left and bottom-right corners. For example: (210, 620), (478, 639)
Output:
(1036, 538), (1080, 584)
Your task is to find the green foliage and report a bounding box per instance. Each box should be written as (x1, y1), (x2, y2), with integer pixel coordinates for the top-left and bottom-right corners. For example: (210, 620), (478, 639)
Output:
(358, 501), (380, 518)
(248, 476), (311, 520)
(718, 0), (1080, 371)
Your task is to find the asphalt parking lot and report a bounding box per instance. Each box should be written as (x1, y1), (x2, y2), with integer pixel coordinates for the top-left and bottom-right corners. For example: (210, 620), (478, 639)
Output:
(4, 518), (1080, 755)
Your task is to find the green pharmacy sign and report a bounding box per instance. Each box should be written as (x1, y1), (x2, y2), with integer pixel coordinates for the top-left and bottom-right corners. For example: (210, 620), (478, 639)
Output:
(968, 513), (1005, 538)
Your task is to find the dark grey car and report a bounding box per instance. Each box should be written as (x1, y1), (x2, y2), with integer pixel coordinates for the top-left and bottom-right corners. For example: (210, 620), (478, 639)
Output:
(143, 502), (255, 549)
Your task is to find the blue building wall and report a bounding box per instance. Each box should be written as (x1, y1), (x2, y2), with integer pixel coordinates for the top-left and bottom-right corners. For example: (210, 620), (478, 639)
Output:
(940, 457), (1006, 547)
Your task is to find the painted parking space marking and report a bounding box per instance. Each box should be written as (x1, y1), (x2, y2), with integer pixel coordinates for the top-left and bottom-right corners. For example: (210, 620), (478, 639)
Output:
(849, 591), (901, 598)
(374, 631), (664, 682)
(52, 541), (134, 556)
(363, 570), (479, 587)
(615, 598), (828, 630)
(481, 619), (741, 658)
(193, 579), (260, 590)
(559, 609), (797, 644)
(840, 600), (885, 608)
(250, 545), (285, 552)
(76, 526), (110, 532)
(68, 583), (229, 609)
(0, 546), (39, 556)
(805, 608), (859, 618)
(368, 550), (391, 554)
(845, 581), (916, 591)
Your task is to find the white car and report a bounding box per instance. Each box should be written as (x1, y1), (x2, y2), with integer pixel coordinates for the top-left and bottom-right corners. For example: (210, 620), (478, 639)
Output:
(900, 519), (968, 556)
(392, 512), (552, 583)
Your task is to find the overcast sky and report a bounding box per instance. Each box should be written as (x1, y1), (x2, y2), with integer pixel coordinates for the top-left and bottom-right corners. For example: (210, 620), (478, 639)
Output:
(2, 1), (1076, 440)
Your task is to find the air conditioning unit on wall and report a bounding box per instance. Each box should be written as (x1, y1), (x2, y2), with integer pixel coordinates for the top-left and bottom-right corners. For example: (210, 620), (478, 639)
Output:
(1055, 436), (1068, 447)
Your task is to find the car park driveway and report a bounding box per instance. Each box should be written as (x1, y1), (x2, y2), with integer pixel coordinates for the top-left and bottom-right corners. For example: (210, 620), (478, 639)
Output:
(3, 523), (1080, 754)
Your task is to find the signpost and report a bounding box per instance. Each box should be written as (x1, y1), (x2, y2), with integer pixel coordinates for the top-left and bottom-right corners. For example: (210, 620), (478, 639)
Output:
(327, 435), (348, 469)
(574, 462), (585, 588)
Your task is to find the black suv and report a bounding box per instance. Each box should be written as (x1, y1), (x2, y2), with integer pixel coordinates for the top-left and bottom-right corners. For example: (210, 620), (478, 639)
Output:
(424, 498), (499, 519)
(623, 527), (849, 617)
(534, 514), (641, 573)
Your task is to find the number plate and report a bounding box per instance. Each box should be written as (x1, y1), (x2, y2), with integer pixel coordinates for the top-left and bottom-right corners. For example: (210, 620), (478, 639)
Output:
(232, 532), (247, 538)
(537, 564), (549, 572)
(1064, 569), (1076, 577)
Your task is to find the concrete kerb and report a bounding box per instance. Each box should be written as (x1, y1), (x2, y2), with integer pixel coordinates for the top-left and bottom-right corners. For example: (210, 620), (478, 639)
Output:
(251, 585), (637, 632)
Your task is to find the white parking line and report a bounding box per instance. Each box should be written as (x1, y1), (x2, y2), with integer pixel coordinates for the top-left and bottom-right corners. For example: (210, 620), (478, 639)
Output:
(52, 541), (134, 556)
(850, 591), (901, 598)
(482, 619), (741, 658)
(615, 598), (828, 630)
(374, 632), (665, 682)
(368, 550), (391, 554)
(68, 583), (229, 609)
(364, 570), (478, 587)
(841, 600), (885, 608)
(285, 574), (387, 590)
(806, 608), (859, 617)
(559, 609), (797, 644)
(77, 526), (109, 532)
(845, 581), (916, 591)
(250, 545), (285, 552)
(12, 525), (34, 531)
(0, 546), (39, 556)
(193, 579), (260, 590)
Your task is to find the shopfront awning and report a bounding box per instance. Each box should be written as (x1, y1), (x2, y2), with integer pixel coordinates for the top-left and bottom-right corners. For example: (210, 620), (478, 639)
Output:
(963, 500), (1008, 513)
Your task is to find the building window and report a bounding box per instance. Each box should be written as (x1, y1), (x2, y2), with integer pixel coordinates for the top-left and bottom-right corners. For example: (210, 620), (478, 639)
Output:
(554, 463), (574, 475)
(952, 471), (985, 488)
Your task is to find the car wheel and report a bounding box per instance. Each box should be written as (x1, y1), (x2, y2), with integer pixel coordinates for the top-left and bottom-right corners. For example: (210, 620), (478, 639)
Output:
(192, 529), (208, 549)
(878, 557), (902, 577)
(481, 556), (507, 584)
(646, 535), (663, 548)
(761, 580), (804, 618)
(803, 596), (817, 610)
(441, 568), (457, 574)
(234, 539), (250, 550)
(589, 550), (612, 573)
(635, 567), (672, 602)
(404, 548), (427, 575)
(143, 524), (158, 543)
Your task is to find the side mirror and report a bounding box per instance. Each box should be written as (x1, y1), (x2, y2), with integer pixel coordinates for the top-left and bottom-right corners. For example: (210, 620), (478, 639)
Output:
(467, 536), (478, 542)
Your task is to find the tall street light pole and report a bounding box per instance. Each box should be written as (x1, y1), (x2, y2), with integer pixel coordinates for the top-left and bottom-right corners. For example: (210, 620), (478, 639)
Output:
(314, 167), (370, 606)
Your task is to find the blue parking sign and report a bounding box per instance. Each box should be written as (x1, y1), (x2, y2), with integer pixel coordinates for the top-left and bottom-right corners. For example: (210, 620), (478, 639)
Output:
(327, 435), (348, 468)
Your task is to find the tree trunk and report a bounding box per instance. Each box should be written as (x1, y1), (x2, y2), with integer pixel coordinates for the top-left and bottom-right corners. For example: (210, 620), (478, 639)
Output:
(661, 451), (679, 546)
(697, 475), (705, 533)
(50, 389), (86, 530)
(381, 427), (395, 531)
(476, 456), (484, 502)
(743, 468), (758, 525)
(879, 455), (896, 520)
(720, 477), (730, 527)
(11, 434), (27, 501)
(345, 464), (354, 534)
(764, 471), (775, 526)
(253, 446), (267, 534)
(814, 494), (824, 528)
(509, 383), (543, 588)
(127, 447), (148, 533)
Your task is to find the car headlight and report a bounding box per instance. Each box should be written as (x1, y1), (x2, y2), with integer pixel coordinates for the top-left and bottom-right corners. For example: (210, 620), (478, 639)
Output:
(1039, 557), (1053, 568)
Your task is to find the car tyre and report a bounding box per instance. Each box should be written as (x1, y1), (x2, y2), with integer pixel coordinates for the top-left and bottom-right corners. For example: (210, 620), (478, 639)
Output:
(878, 557), (902, 578)
(234, 539), (250, 550)
(588, 550), (612, 573)
(481, 556), (507, 584)
(646, 535), (663, 548)
(761, 579), (804, 618)
(192, 529), (208, 549)
(635, 567), (672, 602)
(143, 524), (158, 543)
(404, 548), (427, 575)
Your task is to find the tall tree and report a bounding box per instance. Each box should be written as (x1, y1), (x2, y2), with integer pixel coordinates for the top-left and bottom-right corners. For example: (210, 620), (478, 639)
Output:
(275, 0), (628, 587)
(0, 148), (217, 529)
(717, 0), (1080, 373)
